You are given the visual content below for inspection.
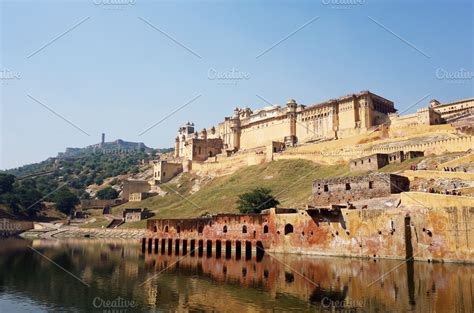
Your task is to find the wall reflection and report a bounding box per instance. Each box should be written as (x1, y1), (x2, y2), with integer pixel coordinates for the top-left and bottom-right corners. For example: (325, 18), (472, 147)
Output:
(0, 238), (472, 312)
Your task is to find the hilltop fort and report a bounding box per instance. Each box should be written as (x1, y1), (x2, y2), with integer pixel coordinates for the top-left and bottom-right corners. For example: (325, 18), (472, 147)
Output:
(148, 91), (472, 182)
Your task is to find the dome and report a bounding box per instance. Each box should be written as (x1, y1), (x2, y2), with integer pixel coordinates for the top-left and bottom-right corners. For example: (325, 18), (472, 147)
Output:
(287, 99), (297, 104)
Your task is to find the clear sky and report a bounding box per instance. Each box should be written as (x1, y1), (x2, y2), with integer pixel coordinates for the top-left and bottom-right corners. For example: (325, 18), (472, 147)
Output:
(1, 0), (472, 169)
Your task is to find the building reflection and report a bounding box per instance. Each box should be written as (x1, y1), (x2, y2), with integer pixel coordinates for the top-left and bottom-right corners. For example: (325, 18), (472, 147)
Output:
(0, 238), (472, 313)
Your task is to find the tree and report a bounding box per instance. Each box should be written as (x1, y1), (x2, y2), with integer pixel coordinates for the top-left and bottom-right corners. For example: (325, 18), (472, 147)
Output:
(17, 187), (43, 216)
(96, 186), (119, 200)
(54, 189), (80, 215)
(236, 187), (279, 214)
(0, 173), (16, 194)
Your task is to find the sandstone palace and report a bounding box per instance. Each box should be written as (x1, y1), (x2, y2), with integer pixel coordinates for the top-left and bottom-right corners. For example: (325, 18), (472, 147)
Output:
(173, 90), (472, 162)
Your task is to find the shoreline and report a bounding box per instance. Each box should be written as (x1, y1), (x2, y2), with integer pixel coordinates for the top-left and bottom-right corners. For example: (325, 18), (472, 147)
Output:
(20, 226), (146, 240)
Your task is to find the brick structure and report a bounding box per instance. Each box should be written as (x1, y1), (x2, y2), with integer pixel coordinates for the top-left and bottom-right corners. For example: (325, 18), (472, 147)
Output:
(349, 153), (389, 172)
(312, 173), (410, 206)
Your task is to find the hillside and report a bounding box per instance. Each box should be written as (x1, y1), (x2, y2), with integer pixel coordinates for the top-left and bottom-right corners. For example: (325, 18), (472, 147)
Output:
(112, 159), (354, 226)
(0, 140), (171, 218)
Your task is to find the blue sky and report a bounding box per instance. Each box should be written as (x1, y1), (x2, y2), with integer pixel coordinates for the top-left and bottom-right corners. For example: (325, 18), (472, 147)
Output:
(1, 0), (472, 169)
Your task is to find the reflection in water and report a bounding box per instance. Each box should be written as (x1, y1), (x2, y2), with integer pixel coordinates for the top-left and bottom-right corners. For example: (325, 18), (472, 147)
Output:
(0, 238), (472, 312)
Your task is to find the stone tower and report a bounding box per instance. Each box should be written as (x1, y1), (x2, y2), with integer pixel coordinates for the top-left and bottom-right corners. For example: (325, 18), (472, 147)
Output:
(285, 99), (298, 146)
(230, 107), (241, 151)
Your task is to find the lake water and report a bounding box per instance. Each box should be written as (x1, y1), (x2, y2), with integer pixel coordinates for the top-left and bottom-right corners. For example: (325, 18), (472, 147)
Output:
(0, 238), (472, 312)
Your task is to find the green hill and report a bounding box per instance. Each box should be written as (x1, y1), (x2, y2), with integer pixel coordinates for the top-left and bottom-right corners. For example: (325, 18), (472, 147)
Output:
(1, 140), (170, 218)
(113, 159), (354, 227)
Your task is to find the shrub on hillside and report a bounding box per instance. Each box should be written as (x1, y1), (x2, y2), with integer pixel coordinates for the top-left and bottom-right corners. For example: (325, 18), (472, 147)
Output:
(96, 186), (119, 200)
(236, 187), (279, 214)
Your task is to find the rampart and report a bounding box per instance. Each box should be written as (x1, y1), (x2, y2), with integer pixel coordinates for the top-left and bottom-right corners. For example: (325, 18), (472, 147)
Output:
(191, 151), (267, 175)
(144, 204), (473, 263)
(400, 192), (474, 208)
(400, 170), (474, 181)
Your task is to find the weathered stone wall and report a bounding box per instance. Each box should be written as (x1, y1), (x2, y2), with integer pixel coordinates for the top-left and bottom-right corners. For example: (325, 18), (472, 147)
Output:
(269, 206), (473, 263)
(122, 180), (150, 200)
(388, 151), (403, 163)
(400, 192), (474, 208)
(240, 117), (291, 149)
(349, 153), (388, 172)
(145, 204), (473, 263)
(191, 151), (266, 176)
(312, 174), (409, 206)
(195, 138), (223, 161)
(153, 161), (183, 183)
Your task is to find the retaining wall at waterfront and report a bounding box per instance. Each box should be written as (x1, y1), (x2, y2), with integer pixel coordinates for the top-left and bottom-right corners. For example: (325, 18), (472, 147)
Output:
(145, 205), (473, 263)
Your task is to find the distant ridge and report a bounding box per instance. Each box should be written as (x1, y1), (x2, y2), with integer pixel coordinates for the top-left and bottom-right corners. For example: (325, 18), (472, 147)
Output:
(58, 139), (154, 159)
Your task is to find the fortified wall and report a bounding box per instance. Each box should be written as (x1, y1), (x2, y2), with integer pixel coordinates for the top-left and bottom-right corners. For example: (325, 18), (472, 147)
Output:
(161, 94), (473, 179)
(145, 202), (473, 263)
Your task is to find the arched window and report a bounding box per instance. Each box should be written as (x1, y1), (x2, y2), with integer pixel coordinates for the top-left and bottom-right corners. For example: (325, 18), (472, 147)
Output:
(164, 226), (169, 233)
(153, 226), (158, 232)
(198, 225), (203, 234)
(263, 225), (269, 233)
(242, 225), (247, 233)
(177, 226), (181, 233)
(223, 225), (228, 233)
(284, 224), (293, 235)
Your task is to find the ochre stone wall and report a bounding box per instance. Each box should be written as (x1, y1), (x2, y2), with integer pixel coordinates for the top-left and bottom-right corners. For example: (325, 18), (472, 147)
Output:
(145, 205), (473, 263)
(240, 118), (291, 149)
(269, 206), (473, 263)
(191, 152), (266, 175)
(400, 192), (474, 208)
(153, 161), (183, 183)
(122, 180), (150, 199)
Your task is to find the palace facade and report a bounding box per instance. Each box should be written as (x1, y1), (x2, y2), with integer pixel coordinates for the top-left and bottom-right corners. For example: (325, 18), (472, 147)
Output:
(175, 90), (396, 160)
(174, 91), (474, 162)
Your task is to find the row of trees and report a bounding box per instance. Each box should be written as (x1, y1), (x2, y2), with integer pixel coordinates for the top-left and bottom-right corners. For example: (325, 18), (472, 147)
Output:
(1, 174), (280, 218)
(0, 173), (80, 216)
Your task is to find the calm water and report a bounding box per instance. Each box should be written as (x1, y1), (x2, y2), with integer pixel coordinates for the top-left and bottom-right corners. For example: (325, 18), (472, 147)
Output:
(0, 238), (472, 312)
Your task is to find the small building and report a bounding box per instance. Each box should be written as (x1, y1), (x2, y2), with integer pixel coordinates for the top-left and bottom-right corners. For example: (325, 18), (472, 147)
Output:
(123, 208), (150, 223)
(404, 151), (424, 160)
(129, 192), (155, 202)
(388, 151), (404, 164)
(153, 160), (183, 184)
(350, 151), (424, 172)
(122, 180), (151, 200)
(312, 173), (410, 206)
(350, 153), (389, 172)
